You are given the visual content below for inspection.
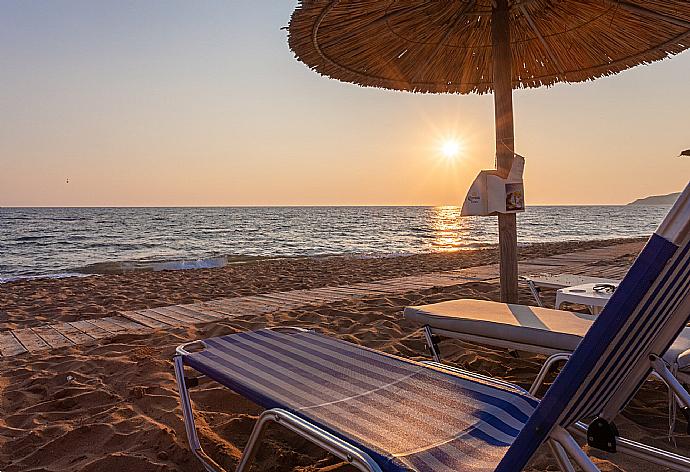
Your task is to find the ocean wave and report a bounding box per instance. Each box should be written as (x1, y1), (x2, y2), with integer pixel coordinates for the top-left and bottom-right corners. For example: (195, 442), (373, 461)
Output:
(75, 256), (229, 274)
(149, 256), (228, 271)
(15, 235), (52, 242)
(0, 272), (93, 284)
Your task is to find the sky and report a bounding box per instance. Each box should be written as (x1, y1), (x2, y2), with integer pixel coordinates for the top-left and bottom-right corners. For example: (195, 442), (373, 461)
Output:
(0, 1), (688, 207)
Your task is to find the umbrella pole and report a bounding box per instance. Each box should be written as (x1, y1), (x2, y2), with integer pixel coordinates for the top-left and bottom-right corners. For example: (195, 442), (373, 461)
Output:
(492, 0), (519, 303)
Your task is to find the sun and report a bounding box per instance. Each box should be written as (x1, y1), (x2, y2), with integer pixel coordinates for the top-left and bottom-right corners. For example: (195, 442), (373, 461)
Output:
(440, 138), (463, 160)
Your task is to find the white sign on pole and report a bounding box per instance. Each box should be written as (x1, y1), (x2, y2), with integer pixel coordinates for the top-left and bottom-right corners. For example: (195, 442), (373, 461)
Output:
(461, 154), (525, 216)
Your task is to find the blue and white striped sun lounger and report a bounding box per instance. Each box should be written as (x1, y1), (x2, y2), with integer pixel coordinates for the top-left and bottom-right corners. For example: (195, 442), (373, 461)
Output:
(177, 328), (540, 472)
(174, 182), (690, 472)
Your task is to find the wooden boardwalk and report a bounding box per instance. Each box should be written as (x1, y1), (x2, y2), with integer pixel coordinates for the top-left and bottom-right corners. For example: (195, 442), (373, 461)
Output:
(0, 242), (638, 358)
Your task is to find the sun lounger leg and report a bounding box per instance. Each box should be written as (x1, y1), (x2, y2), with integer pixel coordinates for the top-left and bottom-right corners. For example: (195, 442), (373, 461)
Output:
(651, 356), (690, 411)
(527, 279), (545, 307)
(423, 326), (441, 362)
(236, 409), (382, 472)
(173, 355), (226, 472)
(650, 356), (690, 435)
(548, 440), (576, 472)
(551, 427), (599, 472)
(529, 353), (571, 395)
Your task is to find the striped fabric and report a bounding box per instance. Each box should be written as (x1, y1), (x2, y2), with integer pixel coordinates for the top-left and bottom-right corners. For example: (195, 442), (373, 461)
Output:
(183, 328), (538, 472)
(497, 183), (690, 471)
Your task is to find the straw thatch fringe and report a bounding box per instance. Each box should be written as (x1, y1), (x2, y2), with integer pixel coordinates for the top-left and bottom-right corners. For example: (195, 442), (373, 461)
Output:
(287, 0), (690, 94)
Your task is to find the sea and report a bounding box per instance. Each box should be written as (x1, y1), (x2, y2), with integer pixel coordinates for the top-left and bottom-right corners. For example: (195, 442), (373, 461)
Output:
(0, 205), (672, 282)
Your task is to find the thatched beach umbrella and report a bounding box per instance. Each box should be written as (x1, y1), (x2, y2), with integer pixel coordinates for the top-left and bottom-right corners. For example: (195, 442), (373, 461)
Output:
(287, 0), (690, 303)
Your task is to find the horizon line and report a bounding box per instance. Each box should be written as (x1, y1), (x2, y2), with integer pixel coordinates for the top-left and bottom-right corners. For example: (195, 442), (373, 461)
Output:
(0, 203), (661, 209)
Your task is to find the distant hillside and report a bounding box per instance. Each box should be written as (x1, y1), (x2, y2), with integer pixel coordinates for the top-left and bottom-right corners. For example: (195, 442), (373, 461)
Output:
(628, 192), (681, 206)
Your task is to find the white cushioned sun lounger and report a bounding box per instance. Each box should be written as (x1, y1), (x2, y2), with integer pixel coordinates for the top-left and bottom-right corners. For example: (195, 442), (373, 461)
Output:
(173, 182), (690, 472)
(404, 299), (690, 376)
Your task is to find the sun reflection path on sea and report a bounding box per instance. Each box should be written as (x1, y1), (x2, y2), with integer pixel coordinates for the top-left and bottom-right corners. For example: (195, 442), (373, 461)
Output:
(429, 206), (474, 252)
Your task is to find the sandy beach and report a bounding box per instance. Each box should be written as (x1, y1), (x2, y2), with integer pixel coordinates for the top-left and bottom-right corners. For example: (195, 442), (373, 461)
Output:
(2, 236), (688, 472)
(3, 0), (689, 469)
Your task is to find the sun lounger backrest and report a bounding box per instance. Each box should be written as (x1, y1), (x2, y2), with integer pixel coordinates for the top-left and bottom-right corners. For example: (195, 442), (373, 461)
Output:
(497, 182), (690, 471)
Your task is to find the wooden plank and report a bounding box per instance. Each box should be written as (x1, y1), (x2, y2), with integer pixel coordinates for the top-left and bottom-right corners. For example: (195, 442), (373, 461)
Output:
(52, 323), (95, 345)
(395, 275), (447, 285)
(104, 316), (149, 332)
(333, 285), (379, 293)
(367, 281), (427, 292)
(175, 304), (223, 321)
(199, 303), (242, 316)
(296, 288), (352, 300)
(569, 266), (601, 276)
(252, 294), (305, 305)
(598, 267), (628, 279)
(207, 301), (279, 317)
(120, 310), (170, 329)
(150, 307), (204, 324)
(164, 305), (219, 322)
(202, 302), (255, 316)
(331, 286), (383, 295)
(352, 281), (406, 294)
(32, 326), (74, 349)
(517, 264), (563, 275)
(516, 257), (571, 267)
(346, 283), (399, 294)
(550, 254), (605, 261)
(451, 266), (501, 281)
(290, 289), (345, 302)
(204, 304), (241, 317)
(208, 298), (279, 314)
(313, 287), (376, 298)
(421, 273), (467, 281)
(413, 276), (461, 286)
(70, 320), (110, 339)
(548, 255), (603, 264)
(130, 309), (180, 327)
(88, 317), (131, 334)
(275, 290), (333, 304)
(12, 328), (50, 352)
(252, 293), (306, 304)
(382, 278), (438, 288)
(237, 295), (286, 306)
(257, 292), (317, 305)
(289, 288), (353, 301)
(223, 296), (285, 309)
(200, 297), (235, 306)
(252, 295), (305, 309)
(0, 331), (27, 356)
(279, 289), (341, 302)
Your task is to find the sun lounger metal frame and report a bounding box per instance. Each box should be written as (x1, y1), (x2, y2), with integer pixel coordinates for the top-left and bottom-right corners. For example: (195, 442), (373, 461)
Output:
(173, 326), (690, 472)
(173, 328), (602, 472)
